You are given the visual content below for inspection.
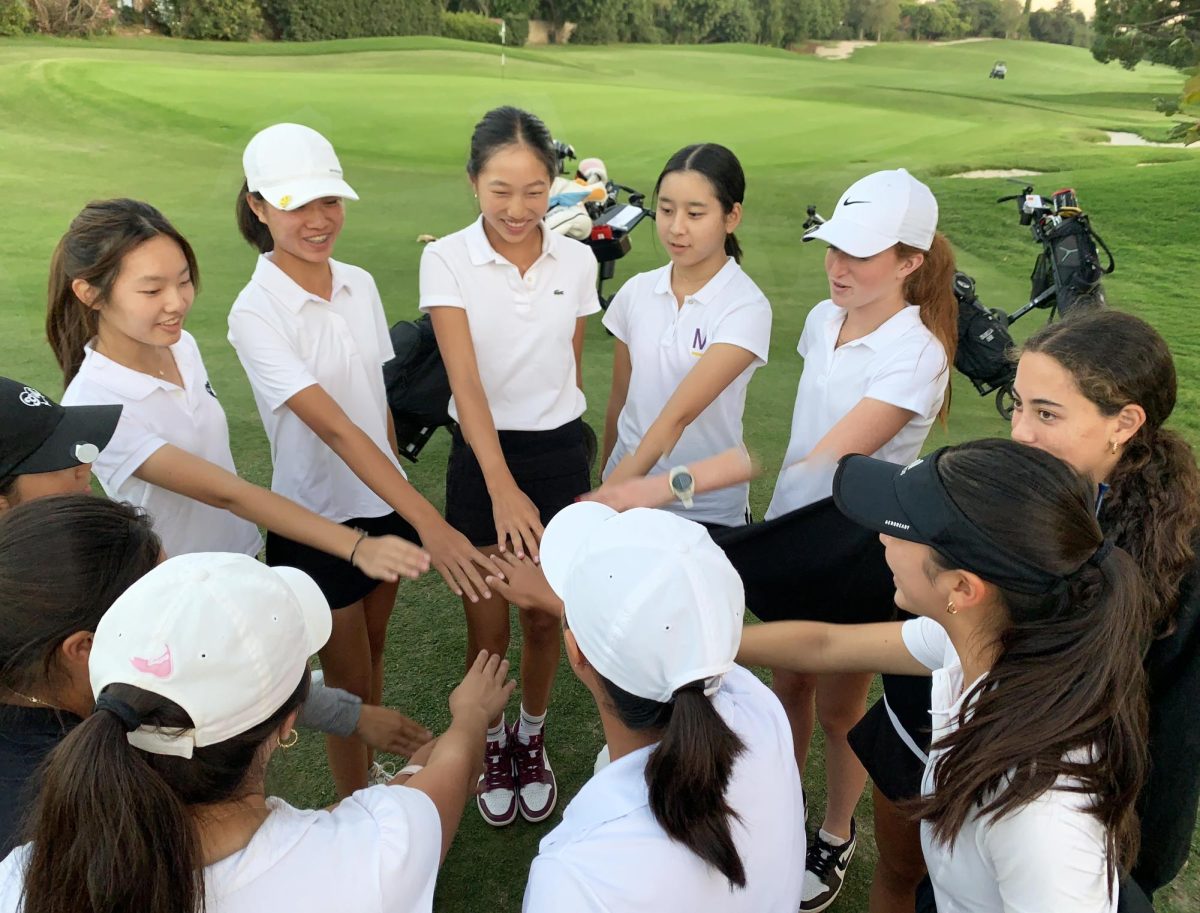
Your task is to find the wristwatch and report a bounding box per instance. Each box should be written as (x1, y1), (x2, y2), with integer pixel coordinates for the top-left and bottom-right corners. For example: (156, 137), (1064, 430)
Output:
(668, 465), (695, 509)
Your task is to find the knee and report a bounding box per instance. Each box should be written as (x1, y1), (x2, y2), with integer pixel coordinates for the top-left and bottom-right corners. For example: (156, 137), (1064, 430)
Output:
(520, 608), (561, 644)
(772, 671), (817, 707)
(816, 699), (867, 738)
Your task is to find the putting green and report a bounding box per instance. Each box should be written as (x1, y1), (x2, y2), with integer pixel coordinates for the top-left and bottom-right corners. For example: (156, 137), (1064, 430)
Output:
(0, 35), (1196, 911)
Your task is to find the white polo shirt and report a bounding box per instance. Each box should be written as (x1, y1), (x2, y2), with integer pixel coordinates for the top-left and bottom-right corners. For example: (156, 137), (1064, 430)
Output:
(522, 665), (805, 913)
(902, 617), (1116, 913)
(0, 786), (441, 913)
(418, 217), (600, 431)
(601, 259), (772, 527)
(61, 332), (263, 559)
(228, 255), (404, 524)
(766, 299), (948, 519)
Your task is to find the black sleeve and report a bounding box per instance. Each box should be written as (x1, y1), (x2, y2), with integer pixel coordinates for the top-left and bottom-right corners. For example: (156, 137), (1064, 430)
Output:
(1131, 565), (1200, 898)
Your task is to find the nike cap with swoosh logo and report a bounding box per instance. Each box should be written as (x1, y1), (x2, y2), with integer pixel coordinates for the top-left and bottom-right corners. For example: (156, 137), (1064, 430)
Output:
(803, 168), (938, 258)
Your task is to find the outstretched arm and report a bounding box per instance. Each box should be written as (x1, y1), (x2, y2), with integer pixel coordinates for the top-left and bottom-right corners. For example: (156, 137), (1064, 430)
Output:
(737, 620), (929, 677)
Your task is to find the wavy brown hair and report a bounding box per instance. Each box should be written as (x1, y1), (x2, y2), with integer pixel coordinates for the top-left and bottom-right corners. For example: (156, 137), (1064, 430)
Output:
(1022, 310), (1200, 635)
(897, 231), (957, 421)
(911, 439), (1150, 892)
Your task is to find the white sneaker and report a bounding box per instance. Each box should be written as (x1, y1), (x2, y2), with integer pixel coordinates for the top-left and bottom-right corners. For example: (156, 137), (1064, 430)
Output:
(800, 819), (857, 912)
(368, 760), (396, 786)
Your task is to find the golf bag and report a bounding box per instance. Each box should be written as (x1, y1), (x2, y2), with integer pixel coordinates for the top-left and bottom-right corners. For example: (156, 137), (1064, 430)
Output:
(953, 272), (1017, 397)
(383, 314), (452, 462)
(1028, 212), (1113, 319)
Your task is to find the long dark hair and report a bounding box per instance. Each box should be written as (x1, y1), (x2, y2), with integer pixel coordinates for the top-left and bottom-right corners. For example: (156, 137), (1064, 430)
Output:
(598, 674), (747, 887)
(1022, 310), (1200, 635)
(235, 180), (274, 254)
(466, 105), (557, 181)
(0, 495), (161, 697)
(20, 675), (307, 913)
(654, 143), (746, 263)
(913, 439), (1149, 889)
(46, 200), (200, 386)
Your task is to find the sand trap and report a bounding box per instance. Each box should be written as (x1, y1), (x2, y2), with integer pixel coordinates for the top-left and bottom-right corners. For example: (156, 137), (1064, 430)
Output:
(814, 41), (875, 60)
(932, 37), (992, 45)
(1106, 131), (1195, 148)
(950, 169), (1041, 179)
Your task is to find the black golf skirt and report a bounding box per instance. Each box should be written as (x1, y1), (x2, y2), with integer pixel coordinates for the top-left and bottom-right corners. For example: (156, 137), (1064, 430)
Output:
(266, 511), (420, 611)
(711, 496), (898, 625)
(848, 670), (933, 803)
(446, 418), (591, 547)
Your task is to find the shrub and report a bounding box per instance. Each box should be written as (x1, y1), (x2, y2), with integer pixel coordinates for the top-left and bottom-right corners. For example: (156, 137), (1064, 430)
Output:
(0, 0), (31, 35)
(27, 0), (115, 36)
(441, 10), (503, 43)
(261, 0), (441, 41)
(502, 15), (528, 45)
(172, 0), (263, 39)
(707, 0), (757, 41)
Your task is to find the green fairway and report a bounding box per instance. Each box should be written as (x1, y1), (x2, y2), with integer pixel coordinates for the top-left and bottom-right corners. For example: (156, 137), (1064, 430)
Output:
(1, 34), (1197, 911)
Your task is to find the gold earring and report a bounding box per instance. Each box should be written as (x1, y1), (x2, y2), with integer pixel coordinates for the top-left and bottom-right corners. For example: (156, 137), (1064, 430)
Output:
(278, 729), (299, 750)
(1109, 440), (1119, 455)
(946, 599), (958, 615)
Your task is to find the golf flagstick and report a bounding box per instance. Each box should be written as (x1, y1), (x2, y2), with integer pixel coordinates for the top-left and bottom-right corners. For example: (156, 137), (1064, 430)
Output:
(499, 19), (506, 78)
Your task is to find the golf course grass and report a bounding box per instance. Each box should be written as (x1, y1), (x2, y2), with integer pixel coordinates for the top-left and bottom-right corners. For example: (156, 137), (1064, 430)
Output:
(1, 33), (1197, 911)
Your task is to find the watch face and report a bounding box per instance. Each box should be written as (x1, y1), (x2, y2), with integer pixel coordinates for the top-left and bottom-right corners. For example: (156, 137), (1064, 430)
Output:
(671, 471), (694, 493)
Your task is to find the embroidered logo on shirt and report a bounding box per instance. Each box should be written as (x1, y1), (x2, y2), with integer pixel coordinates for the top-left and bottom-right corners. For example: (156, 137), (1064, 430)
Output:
(19, 386), (51, 407)
(690, 328), (708, 357)
(553, 289), (564, 295)
(205, 380), (218, 399)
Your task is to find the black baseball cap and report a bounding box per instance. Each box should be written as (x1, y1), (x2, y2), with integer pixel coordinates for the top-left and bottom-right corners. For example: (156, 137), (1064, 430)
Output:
(833, 448), (1062, 595)
(0, 377), (121, 479)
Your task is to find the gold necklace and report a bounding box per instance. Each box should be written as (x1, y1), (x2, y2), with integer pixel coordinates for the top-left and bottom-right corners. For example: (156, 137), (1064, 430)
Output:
(3, 685), (62, 711)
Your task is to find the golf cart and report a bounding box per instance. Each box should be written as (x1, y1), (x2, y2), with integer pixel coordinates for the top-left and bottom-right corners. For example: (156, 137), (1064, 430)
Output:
(989, 61), (1007, 79)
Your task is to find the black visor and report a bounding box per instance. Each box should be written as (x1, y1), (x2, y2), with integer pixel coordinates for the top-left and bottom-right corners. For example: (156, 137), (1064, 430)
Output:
(833, 448), (1063, 595)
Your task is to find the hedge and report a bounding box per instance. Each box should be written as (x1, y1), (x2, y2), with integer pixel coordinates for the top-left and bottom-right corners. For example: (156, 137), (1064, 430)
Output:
(441, 10), (503, 43)
(260, 0), (440, 41)
(0, 0), (30, 35)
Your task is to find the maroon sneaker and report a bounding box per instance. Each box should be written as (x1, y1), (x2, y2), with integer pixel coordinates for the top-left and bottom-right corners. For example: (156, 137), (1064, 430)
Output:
(476, 732), (517, 827)
(513, 726), (558, 823)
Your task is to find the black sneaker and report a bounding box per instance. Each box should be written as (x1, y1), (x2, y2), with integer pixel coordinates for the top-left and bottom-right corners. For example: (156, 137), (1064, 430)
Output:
(799, 819), (857, 912)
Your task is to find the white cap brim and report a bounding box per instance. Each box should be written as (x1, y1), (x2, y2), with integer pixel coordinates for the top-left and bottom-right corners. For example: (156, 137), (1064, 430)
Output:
(272, 565), (333, 656)
(256, 177), (359, 211)
(803, 218), (900, 259)
(539, 502), (617, 599)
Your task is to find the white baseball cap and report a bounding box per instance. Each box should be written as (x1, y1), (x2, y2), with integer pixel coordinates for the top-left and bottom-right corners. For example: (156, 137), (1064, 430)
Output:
(242, 123), (359, 212)
(804, 168), (938, 258)
(540, 503), (745, 704)
(89, 552), (332, 758)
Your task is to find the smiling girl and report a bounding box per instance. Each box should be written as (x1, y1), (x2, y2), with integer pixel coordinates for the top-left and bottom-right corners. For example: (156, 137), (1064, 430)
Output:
(598, 143), (772, 530)
(419, 107), (599, 828)
(227, 123), (500, 797)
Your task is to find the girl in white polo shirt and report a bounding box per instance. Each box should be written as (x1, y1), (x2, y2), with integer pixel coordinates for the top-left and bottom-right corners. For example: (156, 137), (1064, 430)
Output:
(598, 143), (771, 529)
(714, 168), (957, 911)
(228, 124), (499, 797)
(738, 440), (1150, 913)
(46, 199), (427, 580)
(419, 107), (599, 828)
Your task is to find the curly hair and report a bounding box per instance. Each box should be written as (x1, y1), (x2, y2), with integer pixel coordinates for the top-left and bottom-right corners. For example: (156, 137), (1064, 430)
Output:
(1022, 310), (1200, 635)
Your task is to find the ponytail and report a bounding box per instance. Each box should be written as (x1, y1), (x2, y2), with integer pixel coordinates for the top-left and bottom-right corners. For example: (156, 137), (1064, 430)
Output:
(600, 676), (747, 887)
(236, 180), (274, 254)
(724, 233), (743, 264)
(910, 440), (1151, 892)
(45, 200), (200, 387)
(898, 232), (957, 421)
(19, 676), (306, 913)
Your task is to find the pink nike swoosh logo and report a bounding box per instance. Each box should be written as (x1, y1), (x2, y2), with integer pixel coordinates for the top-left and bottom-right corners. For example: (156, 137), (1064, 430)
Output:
(131, 647), (173, 678)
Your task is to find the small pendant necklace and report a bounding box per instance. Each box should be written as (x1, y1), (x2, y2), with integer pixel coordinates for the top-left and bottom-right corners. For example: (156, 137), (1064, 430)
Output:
(3, 685), (62, 711)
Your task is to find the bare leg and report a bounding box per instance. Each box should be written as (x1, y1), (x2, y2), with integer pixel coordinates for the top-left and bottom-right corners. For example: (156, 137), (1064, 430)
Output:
(772, 668), (818, 775)
(868, 784), (926, 913)
(361, 579), (401, 768)
(517, 606), (560, 717)
(462, 546), (514, 728)
(814, 671), (873, 839)
(317, 600), (371, 797)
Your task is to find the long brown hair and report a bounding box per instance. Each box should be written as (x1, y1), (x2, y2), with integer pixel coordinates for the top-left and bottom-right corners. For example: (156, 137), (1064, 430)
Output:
(897, 232), (957, 421)
(19, 676), (307, 913)
(1022, 310), (1200, 635)
(912, 439), (1150, 890)
(46, 199), (200, 386)
(599, 675), (747, 887)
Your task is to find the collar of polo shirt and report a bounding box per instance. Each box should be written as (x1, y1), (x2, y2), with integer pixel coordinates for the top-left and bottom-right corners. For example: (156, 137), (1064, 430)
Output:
(652, 257), (739, 305)
(464, 216), (557, 268)
(252, 254), (352, 312)
(83, 338), (188, 400)
(827, 300), (923, 351)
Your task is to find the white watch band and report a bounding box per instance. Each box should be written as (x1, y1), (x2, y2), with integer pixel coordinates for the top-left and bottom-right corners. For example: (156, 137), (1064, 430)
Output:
(397, 764), (424, 778)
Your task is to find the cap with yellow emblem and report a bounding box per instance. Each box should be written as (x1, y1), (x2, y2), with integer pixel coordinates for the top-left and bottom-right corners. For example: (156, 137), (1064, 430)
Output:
(243, 123), (359, 212)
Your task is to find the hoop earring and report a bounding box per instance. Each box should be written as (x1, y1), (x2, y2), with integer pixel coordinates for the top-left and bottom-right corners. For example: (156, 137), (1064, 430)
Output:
(278, 729), (299, 750)
(946, 599), (958, 615)
(1109, 440), (1119, 455)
